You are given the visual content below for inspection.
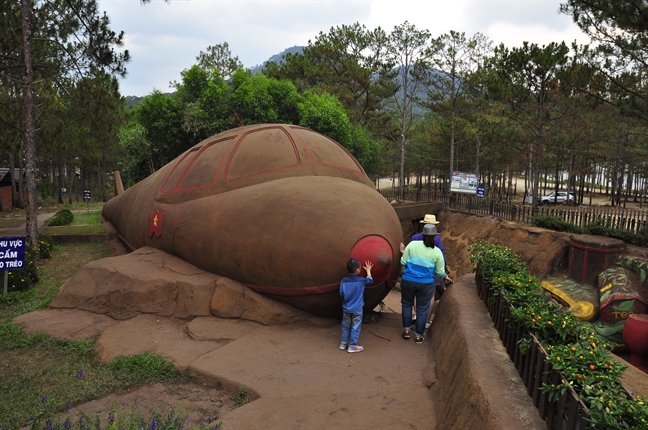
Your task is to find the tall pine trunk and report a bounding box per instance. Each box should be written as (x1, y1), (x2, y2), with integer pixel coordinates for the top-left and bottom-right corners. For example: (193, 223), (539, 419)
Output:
(21, 0), (38, 248)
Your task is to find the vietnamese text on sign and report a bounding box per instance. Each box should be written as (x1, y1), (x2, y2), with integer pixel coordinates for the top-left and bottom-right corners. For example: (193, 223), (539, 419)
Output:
(0, 237), (25, 270)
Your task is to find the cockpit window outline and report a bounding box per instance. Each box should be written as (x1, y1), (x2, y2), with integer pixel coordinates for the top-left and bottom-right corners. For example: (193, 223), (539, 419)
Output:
(159, 136), (236, 194)
(159, 146), (202, 194)
(289, 126), (364, 174)
(175, 136), (236, 192)
(224, 125), (301, 182)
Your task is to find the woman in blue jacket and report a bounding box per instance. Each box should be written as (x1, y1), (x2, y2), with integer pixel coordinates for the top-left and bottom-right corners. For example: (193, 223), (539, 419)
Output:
(400, 224), (450, 344)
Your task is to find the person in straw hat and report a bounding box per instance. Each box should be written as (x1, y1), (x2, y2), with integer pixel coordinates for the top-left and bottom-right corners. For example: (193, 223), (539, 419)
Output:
(399, 214), (451, 330)
(399, 223), (450, 344)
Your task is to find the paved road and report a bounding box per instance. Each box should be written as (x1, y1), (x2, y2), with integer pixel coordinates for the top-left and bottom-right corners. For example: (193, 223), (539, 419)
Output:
(0, 213), (55, 237)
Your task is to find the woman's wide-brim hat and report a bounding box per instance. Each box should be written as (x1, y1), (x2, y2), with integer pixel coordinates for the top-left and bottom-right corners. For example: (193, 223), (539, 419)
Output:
(420, 214), (439, 224)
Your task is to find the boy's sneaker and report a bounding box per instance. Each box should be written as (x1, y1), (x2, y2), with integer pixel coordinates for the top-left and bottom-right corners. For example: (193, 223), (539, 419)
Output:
(415, 335), (426, 345)
(347, 345), (364, 353)
(339, 342), (348, 350)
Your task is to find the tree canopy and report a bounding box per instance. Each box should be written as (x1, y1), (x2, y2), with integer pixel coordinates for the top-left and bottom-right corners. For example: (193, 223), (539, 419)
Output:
(9, 10), (648, 236)
(1, 0), (128, 246)
(124, 66), (381, 185)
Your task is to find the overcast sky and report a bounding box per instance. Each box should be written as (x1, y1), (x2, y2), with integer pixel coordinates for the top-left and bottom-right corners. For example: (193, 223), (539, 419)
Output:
(97, 0), (590, 97)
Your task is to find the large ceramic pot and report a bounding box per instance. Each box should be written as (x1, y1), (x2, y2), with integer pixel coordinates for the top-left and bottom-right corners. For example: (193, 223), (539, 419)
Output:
(622, 313), (648, 371)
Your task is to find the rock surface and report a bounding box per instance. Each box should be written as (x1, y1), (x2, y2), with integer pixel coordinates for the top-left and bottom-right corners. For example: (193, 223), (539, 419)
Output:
(13, 309), (119, 340)
(438, 211), (571, 279)
(187, 316), (262, 341)
(49, 246), (337, 327)
(210, 277), (335, 326)
(93, 314), (225, 368)
(50, 247), (218, 320)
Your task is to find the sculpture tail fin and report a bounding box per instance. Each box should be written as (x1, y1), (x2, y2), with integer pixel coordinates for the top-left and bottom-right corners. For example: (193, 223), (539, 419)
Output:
(114, 171), (125, 195)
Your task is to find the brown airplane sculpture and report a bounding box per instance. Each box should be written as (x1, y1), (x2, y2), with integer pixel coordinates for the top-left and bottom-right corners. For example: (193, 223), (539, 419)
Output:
(103, 124), (403, 317)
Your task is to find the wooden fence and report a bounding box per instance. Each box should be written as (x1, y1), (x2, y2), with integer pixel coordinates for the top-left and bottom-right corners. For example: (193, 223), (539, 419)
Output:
(379, 189), (648, 233)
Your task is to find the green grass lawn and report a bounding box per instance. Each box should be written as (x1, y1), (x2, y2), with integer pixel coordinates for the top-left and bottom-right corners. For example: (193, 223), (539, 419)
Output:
(41, 202), (106, 213)
(43, 211), (106, 235)
(0, 242), (196, 429)
(0, 203), (106, 231)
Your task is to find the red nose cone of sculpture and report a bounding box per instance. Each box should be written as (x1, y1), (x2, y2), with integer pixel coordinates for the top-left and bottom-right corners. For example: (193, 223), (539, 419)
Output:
(350, 235), (393, 285)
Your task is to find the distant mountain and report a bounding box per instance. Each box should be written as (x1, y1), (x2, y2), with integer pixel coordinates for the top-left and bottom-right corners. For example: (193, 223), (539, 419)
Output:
(124, 95), (145, 108)
(124, 93), (174, 109)
(250, 45), (304, 74)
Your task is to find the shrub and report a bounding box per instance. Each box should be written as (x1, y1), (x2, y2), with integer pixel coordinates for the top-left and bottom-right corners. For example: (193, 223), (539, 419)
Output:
(609, 228), (643, 245)
(467, 239), (526, 282)
(580, 219), (648, 247)
(46, 209), (74, 226)
(582, 218), (613, 237)
(531, 214), (581, 233)
(0, 234), (49, 293)
(637, 227), (648, 246)
(534, 215), (648, 247)
(6, 243), (39, 292)
(230, 387), (251, 407)
(38, 233), (53, 259)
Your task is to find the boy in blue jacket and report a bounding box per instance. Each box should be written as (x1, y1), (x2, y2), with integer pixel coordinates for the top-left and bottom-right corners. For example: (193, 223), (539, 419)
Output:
(339, 258), (373, 353)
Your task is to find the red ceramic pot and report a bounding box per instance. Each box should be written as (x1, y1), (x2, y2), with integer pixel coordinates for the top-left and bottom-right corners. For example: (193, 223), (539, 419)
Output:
(622, 313), (648, 370)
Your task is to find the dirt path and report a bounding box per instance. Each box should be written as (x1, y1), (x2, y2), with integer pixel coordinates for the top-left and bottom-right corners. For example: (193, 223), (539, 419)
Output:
(46, 292), (434, 430)
(0, 212), (54, 237)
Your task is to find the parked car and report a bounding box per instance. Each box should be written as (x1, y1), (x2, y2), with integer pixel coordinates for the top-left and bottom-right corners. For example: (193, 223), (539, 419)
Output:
(539, 191), (575, 205)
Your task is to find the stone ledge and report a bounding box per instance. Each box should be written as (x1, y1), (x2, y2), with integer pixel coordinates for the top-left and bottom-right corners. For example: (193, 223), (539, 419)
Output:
(430, 273), (546, 430)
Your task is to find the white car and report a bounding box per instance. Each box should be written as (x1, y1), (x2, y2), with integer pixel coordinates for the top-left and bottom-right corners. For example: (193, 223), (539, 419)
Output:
(539, 191), (575, 205)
